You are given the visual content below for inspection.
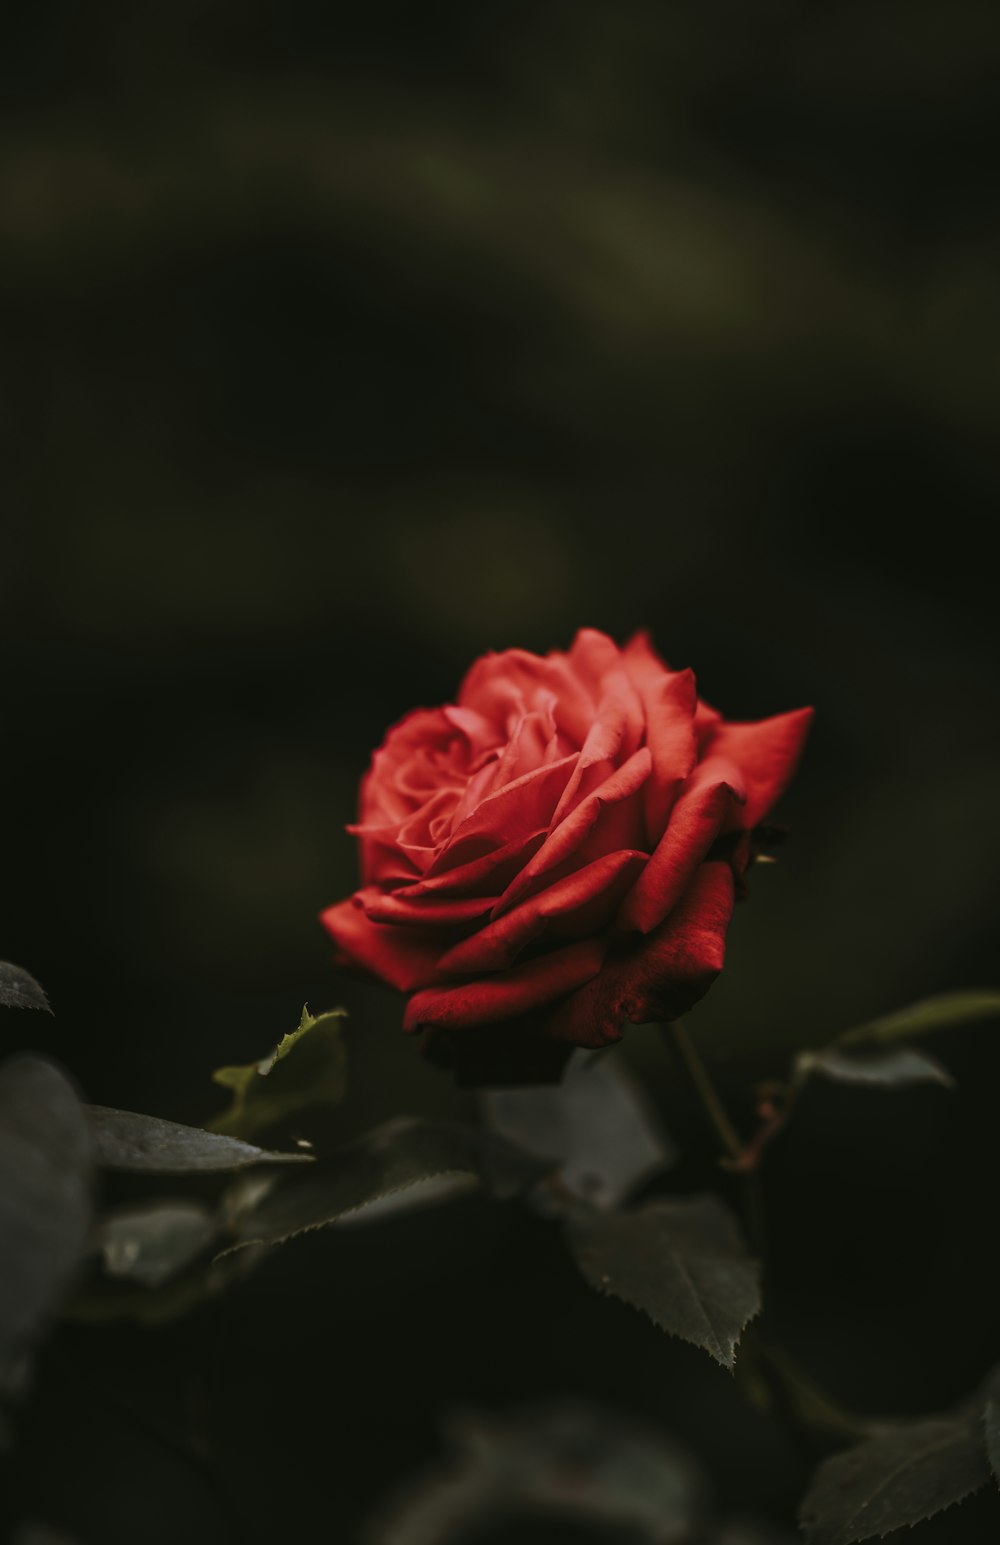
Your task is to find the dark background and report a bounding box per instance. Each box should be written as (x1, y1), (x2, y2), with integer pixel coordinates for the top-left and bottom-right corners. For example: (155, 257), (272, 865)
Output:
(2, 4), (1000, 1541)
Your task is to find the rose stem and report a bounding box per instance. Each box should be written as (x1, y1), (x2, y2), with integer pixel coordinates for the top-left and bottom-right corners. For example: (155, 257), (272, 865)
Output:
(667, 1022), (860, 1445)
(666, 1018), (745, 1164)
(666, 1018), (767, 1256)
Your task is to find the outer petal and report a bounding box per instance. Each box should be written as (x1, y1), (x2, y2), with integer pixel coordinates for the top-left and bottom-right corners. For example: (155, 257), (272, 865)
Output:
(704, 707), (813, 829)
(402, 937), (608, 1033)
(565, 628), (623, 696)
(622, 634), (699, 831)
(617, 754), (745, 934)
(319, 898), (444, 992)
(544, 861), (736, 1047)
(437, 849), (646, 975)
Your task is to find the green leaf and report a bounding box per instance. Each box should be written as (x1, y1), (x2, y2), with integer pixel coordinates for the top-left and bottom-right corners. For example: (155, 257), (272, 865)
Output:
(837, 989), (1000, 1049)
(568, 1195), (760, 1369)
(228, 1117), (544, 1252)
(0, 1056), (95, 1400)
(87, 1105), (313, 1173)
(799, 1407), (990, 1545)
(796, 1046), (955, 1091)
(481, 1047), (674, 1210)
(210, 1004), (347, 1138)
(0, 962), (51, 1013)
(97, 1201), (218, 1289)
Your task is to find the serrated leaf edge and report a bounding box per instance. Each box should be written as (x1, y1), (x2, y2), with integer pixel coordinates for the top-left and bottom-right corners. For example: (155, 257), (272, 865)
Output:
(798, 1420), (991, 1545)
(215, 1164), (481, 1260)
(582, 1251), (758, 1370)
(569, 1202), (761, 1371)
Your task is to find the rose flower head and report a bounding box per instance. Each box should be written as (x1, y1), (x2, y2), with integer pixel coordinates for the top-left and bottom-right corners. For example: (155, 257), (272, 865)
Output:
(322, 630), (811, 1083)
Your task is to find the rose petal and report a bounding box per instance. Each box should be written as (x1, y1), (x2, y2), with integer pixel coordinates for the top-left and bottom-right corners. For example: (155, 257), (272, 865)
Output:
(442, 704), (498, 755)
(566, 628), (623, 696)
(359, 887), (500, 928)
(356, 824), (425, 887)
(494, 747), (652, 915)
(393, 829), (547, 899)
(622, 634), (699, 830)
(544, 861), (736, 1047)
(361, 708), (459, 818)
(402, 937), (608, 1033)
(703, 707), (813, 828)
(694, 697), (721, 749)
(430, 754), (577, 874)
(438, 849), (646, 975)
(486, 702), (560, 791)
(617, 754), (745, 933)
(319, 898), (444, 991)
(458, 648), (593, 746)
(549, 664), (645, 824)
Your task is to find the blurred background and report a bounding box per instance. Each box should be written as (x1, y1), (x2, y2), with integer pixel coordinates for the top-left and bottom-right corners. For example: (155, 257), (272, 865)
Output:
(3, 3), (1000, 1540)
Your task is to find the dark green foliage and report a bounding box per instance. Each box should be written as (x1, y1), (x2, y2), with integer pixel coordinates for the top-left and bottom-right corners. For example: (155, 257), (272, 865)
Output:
(568, 1196), (760, 1370)
(481, 1047), (675, 1208)
(227, 1117), (546, 1252)
(97, 1202), (218, 1289)
(86, 1105), (312, 1173)
(0, 1057), (94, 1402)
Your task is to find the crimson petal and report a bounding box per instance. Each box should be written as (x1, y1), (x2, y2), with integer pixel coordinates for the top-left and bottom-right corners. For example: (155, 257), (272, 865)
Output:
(403, 937), (608, 1033)
(545, 861), (737, 1047)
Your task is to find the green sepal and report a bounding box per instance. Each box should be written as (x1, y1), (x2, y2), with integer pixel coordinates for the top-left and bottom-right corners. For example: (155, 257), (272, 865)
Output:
(210, 1004), (347, 1139)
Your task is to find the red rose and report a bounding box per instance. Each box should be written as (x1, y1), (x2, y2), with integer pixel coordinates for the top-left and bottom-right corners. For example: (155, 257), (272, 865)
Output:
(321, 630), (811, 1082)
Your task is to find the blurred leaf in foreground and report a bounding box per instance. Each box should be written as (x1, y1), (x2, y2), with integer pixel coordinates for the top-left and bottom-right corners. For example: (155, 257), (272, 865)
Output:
(362, 1400), (703, 1545)
(795, 1046), (955, 1091)
(569, 1195), (760, 1370)
(210, 1004), (347, 1138)
(481, 1047), (674, 1210)
(97, 1200), (218, 1289)
(0, 1056), (94, 1404)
